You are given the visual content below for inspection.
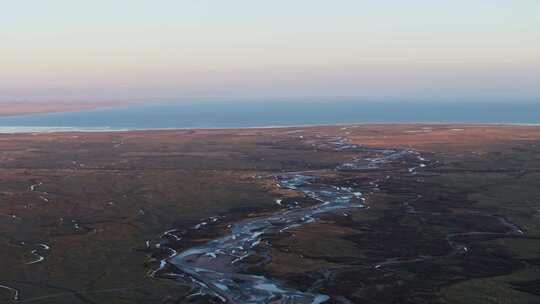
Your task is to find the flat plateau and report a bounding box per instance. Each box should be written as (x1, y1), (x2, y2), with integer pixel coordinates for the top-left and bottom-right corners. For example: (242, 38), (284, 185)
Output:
(1, 124), (540, 303)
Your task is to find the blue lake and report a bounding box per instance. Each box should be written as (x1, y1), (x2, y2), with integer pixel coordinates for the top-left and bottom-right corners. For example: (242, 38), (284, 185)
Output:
(0, 101), (539, 131)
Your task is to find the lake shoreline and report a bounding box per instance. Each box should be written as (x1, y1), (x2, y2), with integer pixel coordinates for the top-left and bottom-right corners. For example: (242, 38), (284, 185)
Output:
(0, 122), (540, 134)
(0, 101), (539, 131)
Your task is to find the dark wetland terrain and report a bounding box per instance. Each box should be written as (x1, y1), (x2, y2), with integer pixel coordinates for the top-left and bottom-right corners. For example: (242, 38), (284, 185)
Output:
(1, 125), (540, 303)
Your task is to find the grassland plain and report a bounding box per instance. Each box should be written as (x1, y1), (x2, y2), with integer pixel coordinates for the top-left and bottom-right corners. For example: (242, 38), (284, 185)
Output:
(0, 125), (539, 303)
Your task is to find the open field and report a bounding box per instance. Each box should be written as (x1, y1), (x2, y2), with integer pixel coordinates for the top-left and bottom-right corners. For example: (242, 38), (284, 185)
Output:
(1, 125), (540, 303)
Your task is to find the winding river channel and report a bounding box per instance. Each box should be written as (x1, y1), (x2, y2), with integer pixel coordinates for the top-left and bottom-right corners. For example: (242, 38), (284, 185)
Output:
(151, 139), (427, 303)
(3, 137), (525, 303)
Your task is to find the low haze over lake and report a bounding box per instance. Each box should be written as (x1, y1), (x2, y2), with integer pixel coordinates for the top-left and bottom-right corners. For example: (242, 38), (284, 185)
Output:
(0, 101), (539, 131)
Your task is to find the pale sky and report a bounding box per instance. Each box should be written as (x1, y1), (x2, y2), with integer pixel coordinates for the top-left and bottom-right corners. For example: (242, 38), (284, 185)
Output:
(1, 0), (539, 102)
